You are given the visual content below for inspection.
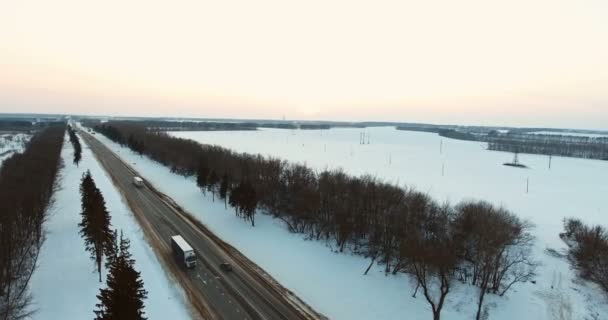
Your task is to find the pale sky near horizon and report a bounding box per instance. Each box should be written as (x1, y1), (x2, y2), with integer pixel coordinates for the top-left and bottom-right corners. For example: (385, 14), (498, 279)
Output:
(1, 0), (607, 129)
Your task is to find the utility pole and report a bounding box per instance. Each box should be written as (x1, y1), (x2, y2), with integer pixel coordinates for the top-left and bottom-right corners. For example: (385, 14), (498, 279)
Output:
(440, 139), (443, 154)
(526, 177), (529, 194)
(549, 155), (552, 169)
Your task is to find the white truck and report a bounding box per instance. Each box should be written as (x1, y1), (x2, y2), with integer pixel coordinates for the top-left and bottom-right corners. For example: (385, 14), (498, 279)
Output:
(171, 235), (197, 268)
(133, 176), (144, 188)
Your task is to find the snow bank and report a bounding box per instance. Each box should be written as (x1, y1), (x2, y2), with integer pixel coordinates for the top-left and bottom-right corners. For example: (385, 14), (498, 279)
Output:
(28, 134), (191, 319)
(91, 127), (608, 319)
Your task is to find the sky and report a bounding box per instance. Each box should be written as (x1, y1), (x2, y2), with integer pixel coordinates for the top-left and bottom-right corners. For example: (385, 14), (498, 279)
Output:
(1, 0), (607, 129)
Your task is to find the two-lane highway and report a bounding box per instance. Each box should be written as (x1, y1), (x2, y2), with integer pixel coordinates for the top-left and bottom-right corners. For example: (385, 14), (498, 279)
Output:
(79, 130), (322, 320)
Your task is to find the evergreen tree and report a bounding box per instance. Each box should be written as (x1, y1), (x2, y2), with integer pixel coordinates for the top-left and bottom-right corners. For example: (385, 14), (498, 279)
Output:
(67, 125), (82, 165)
(95, 232), (148, 320)
(79, 171), (114, 282)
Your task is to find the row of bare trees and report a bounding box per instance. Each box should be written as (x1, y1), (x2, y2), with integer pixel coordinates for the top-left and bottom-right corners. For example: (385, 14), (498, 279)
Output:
(67, 125), (82, 165)
(0, 124), (65, 320)
(93, 121), (536, 319)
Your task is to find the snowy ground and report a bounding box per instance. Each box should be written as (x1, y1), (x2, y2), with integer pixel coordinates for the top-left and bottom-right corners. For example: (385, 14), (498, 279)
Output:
(28, 134), (191, 319)
(0, 133), (30, 165)
(90, 127), (608, 320)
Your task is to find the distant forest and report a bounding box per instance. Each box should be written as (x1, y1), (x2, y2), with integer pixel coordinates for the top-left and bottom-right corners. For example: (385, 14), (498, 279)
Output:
(0, 124), (65, 319)
(90, 121), (537, 320)
(397, 125), (608, 161)
(487, 133), (608, 160)
(119, 120), (332, 131)
(0, 118), (66, 132)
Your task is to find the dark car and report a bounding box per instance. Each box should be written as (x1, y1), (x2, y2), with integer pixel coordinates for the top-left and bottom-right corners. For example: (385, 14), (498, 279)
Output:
(220, 262), (232, 272)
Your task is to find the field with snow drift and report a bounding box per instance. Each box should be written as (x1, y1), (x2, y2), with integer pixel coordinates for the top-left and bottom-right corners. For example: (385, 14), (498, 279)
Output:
(91, 127), (607, 320)
(28, 133), (190, 319)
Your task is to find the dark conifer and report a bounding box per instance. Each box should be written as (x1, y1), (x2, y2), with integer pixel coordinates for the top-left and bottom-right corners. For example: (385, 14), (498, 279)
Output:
(67, 125), (82, 165)
(79, 171), (114, 282)
(95, 232), (148, 320)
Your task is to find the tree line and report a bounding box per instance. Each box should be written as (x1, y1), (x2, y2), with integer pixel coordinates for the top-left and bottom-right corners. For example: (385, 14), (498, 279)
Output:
(0, 124), (65, 320)
(67, 125), (82, 165)
(397, 125), (608, 160)
(79, 171), (147, 319)
(92, 119), (335, 132)
(91, 121), (538, 319)
(488, 133), (608, 160)
(0, 118), (67, 132)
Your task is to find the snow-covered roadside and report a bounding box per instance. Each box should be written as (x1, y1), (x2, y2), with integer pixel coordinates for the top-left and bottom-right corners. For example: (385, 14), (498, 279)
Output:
(91, 128), (608, 320)
(28, 134), (191, 319)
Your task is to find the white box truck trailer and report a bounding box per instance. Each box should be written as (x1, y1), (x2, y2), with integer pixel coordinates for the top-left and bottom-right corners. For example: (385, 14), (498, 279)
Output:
(171, 235), (197, 268)
(133, 176), (144, 188)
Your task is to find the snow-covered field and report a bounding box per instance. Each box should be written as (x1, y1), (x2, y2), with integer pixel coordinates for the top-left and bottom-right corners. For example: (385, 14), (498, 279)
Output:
(28, 134), (191, 319)
(91, 127), (608, 320)
(0, 133), (30, 165)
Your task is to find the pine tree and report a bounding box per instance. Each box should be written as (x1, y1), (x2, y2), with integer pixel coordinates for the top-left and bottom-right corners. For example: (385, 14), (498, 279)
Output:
(67, 125), (82, 166)
(95, 232), (148, 320)
(79, 171), (114, 282)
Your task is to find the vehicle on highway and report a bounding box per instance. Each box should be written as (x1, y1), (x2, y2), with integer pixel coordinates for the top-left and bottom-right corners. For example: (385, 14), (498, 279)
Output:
(133, 176), (144, 188)
(171, 235), (197, 268)
(220, 262), (233, 272)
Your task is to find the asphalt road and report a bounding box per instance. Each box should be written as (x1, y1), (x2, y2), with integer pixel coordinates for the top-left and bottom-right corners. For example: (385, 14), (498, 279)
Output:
(79, 130), (320, 320)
